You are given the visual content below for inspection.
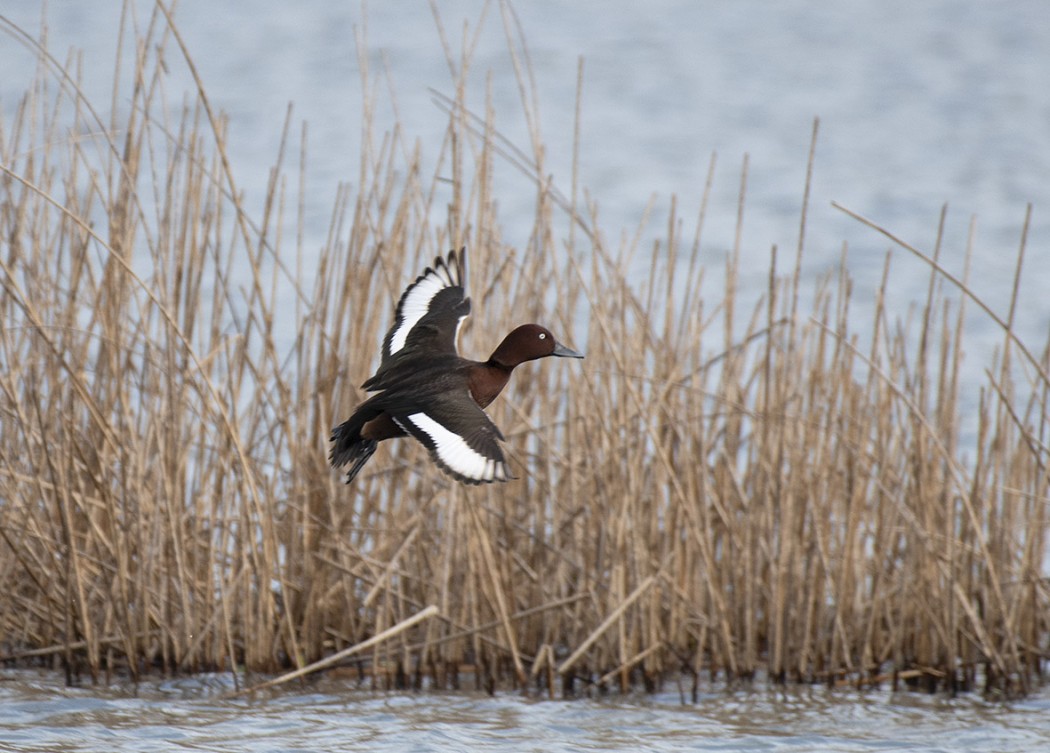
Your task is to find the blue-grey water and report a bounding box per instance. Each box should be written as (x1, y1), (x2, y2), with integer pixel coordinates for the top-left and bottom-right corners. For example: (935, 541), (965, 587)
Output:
(2, 0), (1048, 376)
(2, 1), (1049, 749)
(2, 669), (1050, 753)
(3, 0), (1047, 331)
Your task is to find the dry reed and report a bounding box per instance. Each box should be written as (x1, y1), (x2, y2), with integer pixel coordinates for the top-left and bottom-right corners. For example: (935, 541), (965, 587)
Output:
(0, 6), (1047, 699)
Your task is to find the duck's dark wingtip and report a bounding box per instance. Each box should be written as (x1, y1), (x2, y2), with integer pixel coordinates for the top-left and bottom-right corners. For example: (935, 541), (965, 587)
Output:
(447, 246), (467, 289)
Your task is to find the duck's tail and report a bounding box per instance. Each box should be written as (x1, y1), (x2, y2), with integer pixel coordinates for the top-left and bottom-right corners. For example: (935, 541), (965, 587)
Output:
(330, 418), (378, 484)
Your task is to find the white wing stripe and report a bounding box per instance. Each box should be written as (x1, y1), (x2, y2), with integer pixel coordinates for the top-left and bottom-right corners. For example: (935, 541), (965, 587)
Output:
(407, 412), (500, 481)
(388, 273), (448, 354)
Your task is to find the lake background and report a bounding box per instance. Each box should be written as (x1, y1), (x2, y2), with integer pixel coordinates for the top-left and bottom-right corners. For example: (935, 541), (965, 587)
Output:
(3, 668), (1050, 752)
(3, 0), (1048, 346)
(2, 0), (1050, 750)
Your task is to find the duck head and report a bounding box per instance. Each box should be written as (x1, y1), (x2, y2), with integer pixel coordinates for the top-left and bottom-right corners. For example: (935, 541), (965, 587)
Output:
(489, 323), (584, 368)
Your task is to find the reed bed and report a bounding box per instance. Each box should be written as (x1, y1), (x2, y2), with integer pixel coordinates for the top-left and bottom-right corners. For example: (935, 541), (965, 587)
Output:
(0, 8), (1047, 698)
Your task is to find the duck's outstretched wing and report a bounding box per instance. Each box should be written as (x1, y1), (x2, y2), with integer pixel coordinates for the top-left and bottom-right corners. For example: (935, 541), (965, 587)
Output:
(380, 248), (469, 364)
(390, 390), (514, 485)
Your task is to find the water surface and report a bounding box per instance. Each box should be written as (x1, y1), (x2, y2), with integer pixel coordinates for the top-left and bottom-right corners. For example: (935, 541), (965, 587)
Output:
(3, 0), (1047, 327)
(3, 669), (1049, 752)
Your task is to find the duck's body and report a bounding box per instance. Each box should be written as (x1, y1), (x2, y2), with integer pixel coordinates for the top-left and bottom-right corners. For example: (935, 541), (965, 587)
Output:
(330, 249), (582, 485)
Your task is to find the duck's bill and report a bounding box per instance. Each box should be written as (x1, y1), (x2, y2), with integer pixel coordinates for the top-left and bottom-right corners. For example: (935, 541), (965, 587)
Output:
(553, 342), (584, 358)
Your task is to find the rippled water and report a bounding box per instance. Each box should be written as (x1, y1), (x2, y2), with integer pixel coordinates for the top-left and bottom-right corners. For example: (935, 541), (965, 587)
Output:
(2, 0), (1046, 449)
(2, 670), (1049, 752)
(3, 0), (1048, 315)
(2, 0), (1048, 371)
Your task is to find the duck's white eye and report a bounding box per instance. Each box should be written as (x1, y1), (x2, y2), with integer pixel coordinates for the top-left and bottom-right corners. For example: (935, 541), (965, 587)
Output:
(538, 333), (547, 340)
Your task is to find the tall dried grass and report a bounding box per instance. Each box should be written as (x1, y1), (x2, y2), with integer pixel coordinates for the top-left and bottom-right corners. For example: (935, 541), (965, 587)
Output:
(0, 7), (1047, 698)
